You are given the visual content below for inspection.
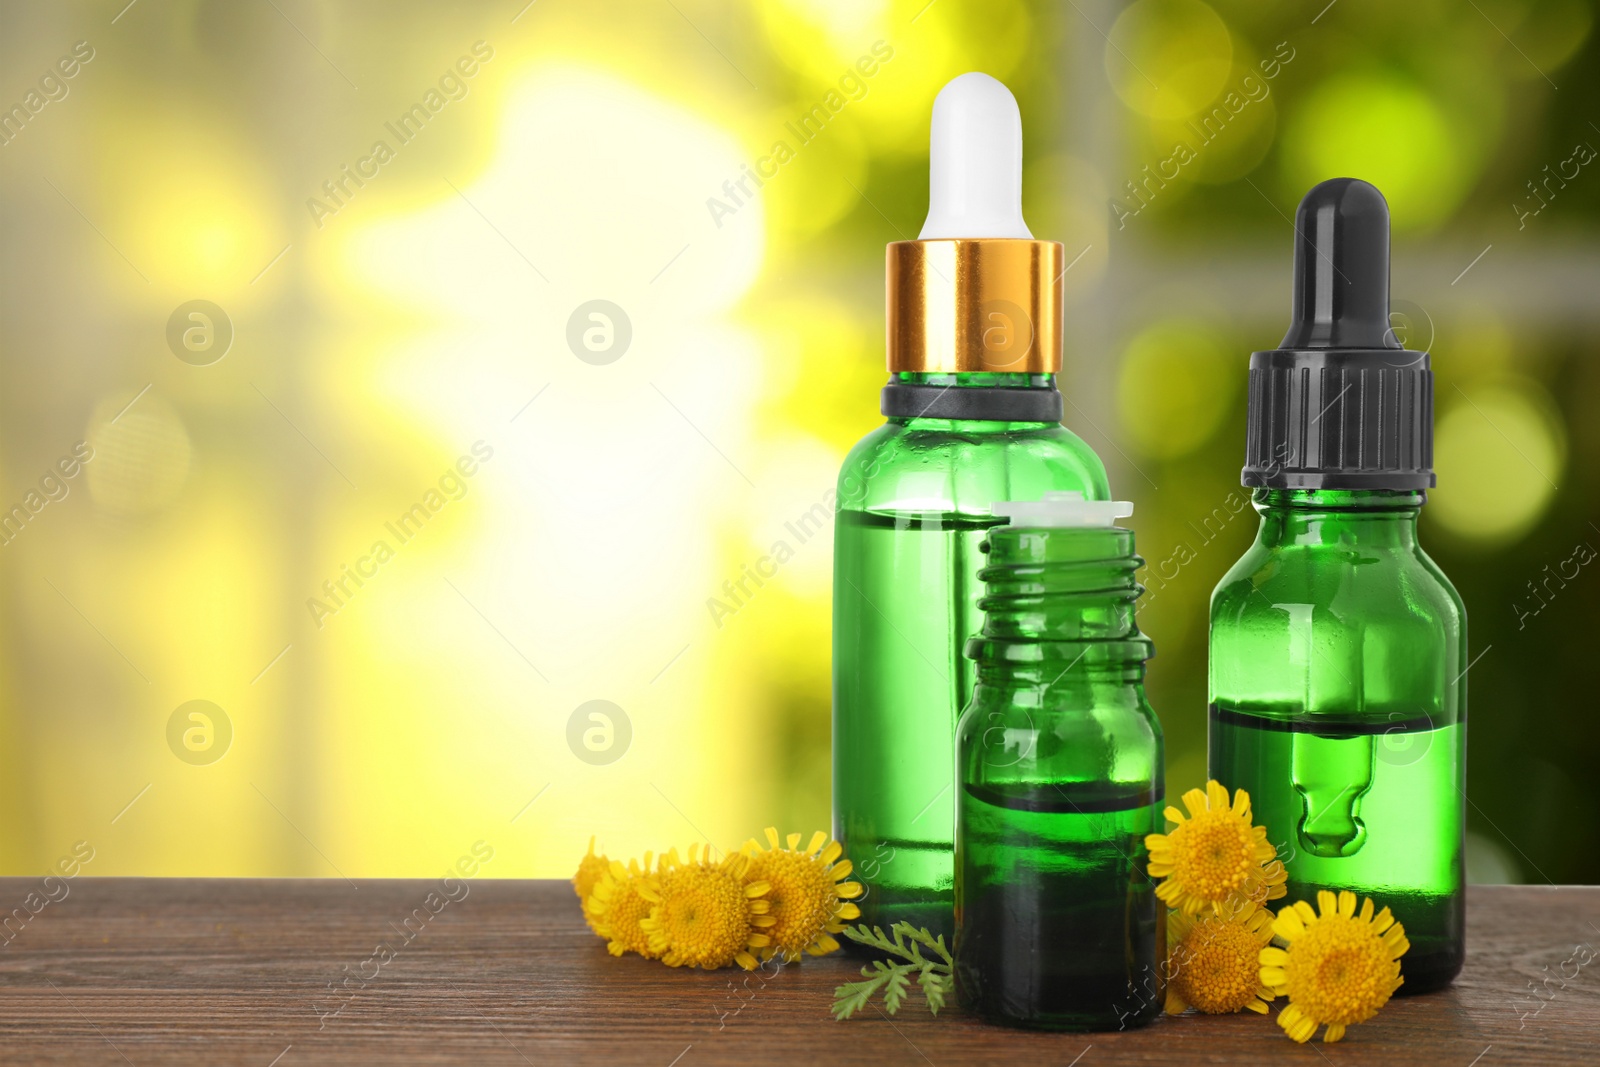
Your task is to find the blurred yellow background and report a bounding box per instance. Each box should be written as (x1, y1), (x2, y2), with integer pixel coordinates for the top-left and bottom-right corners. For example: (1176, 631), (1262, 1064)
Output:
(1, 0), (1596, 882)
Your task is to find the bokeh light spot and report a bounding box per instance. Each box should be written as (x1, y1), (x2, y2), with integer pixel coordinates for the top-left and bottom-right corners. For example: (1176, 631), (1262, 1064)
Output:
(1150, 63), (1277, 185)
(1431, 380), (1565, 545)
(1281, 73), (1464, 231)
(1106, 0), (1233, 120)
(1116, 319), (1235, 460)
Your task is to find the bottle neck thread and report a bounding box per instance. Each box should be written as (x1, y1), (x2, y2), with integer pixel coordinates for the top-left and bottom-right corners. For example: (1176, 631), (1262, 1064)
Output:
(1255, 488), (1422, 549)
(966, 526), (1151, 676)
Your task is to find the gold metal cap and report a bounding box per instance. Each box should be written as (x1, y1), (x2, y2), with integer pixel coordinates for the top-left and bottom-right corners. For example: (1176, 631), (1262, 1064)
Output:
(886, 238), (1063, 373)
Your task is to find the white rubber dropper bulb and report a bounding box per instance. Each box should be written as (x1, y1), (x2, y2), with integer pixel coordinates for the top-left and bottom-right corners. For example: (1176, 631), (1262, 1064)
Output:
(918, 72), (1033, 240)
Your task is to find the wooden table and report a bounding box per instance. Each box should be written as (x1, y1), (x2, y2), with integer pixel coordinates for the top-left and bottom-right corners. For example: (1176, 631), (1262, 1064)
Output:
(0, 880), (1594, 1065)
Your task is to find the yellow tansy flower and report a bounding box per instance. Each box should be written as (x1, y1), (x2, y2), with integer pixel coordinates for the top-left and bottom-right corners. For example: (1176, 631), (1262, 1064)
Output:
(588, 853), (659, 959)
(1259, 890), (1409, 1043)
(641, 844), (776, 970)
(1165, 902), (1277, 1015)
(573, 836), (610, 935)
(742, 828), (865, 962)
(1146, 781), (1285, 916)
(573, 835), (609, 897)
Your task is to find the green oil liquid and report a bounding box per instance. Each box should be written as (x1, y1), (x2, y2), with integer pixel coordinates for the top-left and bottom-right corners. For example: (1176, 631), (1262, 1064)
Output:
(1209, 703), (1464, 993)
(954, 782), (1163, 1030)
(833, 508), (999, 940)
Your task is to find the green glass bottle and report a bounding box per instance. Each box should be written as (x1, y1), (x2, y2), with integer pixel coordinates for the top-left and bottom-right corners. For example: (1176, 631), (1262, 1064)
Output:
(1208, 179), (1466, 994)
(953, 495), (1163, 1031)
(832, 73), (1110, 945)
(835, 379), (1109, 942)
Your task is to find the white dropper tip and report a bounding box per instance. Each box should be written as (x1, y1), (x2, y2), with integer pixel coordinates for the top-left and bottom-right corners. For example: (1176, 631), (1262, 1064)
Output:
(918, 72), (1033, 240)
(993, 491), (1134, 528)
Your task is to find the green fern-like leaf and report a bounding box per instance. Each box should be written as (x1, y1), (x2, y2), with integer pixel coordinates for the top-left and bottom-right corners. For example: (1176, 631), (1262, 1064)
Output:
(881, 964), (913, 1013)
(831, 970), (889, 1020)
(899, 925), (954, 967)
(918, 967), (949, 1015)
(841, 924), (901, 957)
(833, 922), (955, 1021)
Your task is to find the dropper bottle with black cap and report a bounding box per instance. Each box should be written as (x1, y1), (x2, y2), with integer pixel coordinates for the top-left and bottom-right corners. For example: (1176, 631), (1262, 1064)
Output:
(1208, 178), (1466, 994)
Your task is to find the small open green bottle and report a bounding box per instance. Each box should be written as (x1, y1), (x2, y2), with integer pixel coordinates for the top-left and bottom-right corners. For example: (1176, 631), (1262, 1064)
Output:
(954, 493), (1164, 1030)
(1208, 178), (1466, 994)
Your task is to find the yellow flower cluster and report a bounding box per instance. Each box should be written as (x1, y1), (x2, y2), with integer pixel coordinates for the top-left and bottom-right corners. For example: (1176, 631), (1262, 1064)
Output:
(1148, 781), (1410, 1044)
(573, 829), (863, 971)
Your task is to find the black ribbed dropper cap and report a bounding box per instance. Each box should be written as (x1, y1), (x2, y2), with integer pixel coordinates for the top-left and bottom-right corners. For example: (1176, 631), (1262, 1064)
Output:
(1242, 178), (1434, 490)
